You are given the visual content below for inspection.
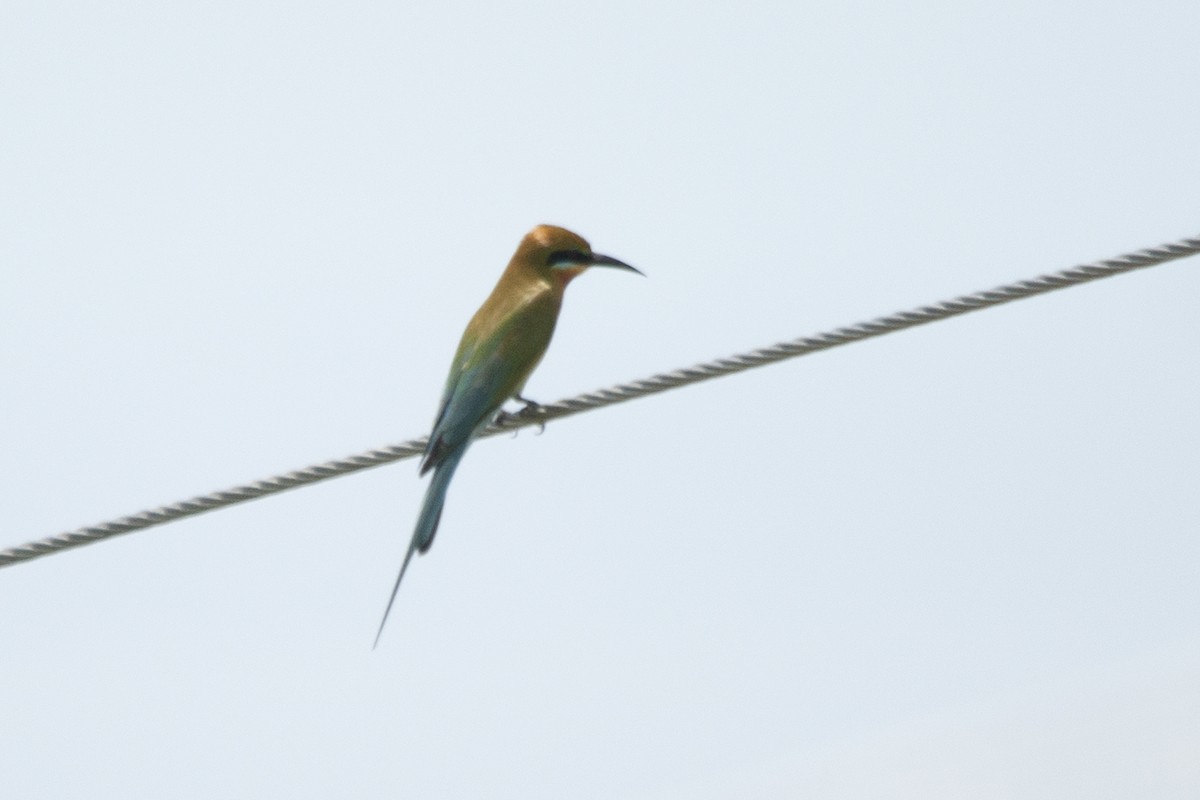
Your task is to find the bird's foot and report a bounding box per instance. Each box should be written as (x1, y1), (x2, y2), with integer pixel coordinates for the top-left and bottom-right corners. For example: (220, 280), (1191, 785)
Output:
(514, 394), (547, 434)
(493, 409), (520, 435)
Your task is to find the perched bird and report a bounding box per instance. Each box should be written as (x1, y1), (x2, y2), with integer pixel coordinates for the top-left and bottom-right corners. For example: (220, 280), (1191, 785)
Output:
(374, 225), (642, 646)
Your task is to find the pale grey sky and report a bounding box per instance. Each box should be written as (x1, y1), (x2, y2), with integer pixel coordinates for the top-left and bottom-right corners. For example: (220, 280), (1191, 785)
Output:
(3, 1), (1199, 798)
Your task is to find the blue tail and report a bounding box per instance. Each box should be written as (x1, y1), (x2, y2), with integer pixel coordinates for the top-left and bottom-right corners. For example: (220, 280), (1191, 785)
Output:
(413, 446), (465, 555)
(373, 447), (466, 648)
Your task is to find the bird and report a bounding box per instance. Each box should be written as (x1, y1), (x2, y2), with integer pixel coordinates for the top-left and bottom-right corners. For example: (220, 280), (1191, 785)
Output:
(373, 224), (642, 646)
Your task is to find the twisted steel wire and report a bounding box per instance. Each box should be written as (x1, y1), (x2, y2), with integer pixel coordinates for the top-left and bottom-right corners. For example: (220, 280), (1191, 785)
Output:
(2, 233), (1198, 568)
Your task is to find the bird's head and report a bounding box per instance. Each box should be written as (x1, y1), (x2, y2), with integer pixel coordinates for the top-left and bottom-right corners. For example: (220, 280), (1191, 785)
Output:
(515, 224), (643, 284)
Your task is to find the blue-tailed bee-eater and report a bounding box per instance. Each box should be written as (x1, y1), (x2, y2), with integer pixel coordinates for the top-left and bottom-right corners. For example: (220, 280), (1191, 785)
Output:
(374, 225), (642, 646)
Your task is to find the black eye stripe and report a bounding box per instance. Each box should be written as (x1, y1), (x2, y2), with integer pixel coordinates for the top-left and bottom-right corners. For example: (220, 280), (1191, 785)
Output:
(548, 250), (588, 266)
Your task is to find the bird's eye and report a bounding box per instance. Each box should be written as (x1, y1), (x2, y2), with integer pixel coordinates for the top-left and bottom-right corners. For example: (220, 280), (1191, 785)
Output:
(548, 250), (588, 268)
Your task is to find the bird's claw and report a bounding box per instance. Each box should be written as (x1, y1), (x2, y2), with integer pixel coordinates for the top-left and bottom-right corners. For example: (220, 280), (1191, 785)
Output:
(495, 395), (547, 435)
(515, 394), (547, 434)
(494, 409), (519, 435)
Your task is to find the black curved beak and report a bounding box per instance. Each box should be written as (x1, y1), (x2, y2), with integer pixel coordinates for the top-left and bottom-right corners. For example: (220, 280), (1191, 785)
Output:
(589, 253), (644, 276)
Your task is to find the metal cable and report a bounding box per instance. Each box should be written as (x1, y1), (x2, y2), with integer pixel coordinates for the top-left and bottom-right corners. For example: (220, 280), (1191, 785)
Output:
(3, 233), (1198, 568)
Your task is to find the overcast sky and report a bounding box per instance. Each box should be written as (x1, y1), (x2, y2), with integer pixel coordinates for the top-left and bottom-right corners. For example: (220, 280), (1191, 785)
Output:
(3, 2), (1199, 798)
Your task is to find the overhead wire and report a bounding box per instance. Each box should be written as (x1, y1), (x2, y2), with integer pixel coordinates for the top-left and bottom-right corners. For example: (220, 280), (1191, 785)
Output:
(2, 232), (1197, 569)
